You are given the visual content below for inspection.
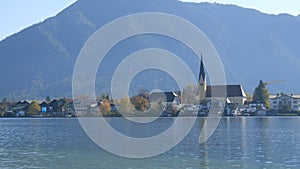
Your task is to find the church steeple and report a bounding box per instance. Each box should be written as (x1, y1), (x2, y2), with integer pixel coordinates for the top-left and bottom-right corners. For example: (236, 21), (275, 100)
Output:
(199, 56), (205, 82)
(198, 55), (207, 101)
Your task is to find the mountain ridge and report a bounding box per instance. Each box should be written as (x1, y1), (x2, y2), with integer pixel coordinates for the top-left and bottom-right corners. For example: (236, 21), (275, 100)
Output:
(1, 0), (300, 100)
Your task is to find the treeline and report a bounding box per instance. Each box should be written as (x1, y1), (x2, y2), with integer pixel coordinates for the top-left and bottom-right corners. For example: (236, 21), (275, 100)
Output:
(95, 91), (175, 117)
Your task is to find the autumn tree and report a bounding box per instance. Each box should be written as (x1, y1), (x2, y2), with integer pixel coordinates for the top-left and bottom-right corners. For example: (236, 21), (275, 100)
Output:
(137, 89), (149, 99)
(130, 95), (149, 112)
(99, 99), (111, 116)
(27, 101), (41, 116)
(253, 80), (270, 109)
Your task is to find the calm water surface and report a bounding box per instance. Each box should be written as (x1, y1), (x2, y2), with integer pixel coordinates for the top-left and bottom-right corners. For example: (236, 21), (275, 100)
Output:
(0, 117), (299, 169)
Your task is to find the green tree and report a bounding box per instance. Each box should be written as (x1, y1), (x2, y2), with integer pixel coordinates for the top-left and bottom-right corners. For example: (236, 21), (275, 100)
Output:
(100, 93), (110, 100)
(46, 96), (51, 102)
(60, 97), (68, 112)
(2, 97), (8, 103)
(253, 80), (270, 109)
(27, 101), (41, 116)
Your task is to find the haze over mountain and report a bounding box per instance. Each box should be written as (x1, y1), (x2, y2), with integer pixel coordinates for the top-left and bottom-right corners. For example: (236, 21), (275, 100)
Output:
(1, 0), (300, 100)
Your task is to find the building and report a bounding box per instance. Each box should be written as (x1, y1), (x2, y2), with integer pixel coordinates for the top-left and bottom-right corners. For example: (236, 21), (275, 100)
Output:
(13, 100), (31, 116)
(198, 57), (247, 107)
(197, 56), (207, 101)
(206, 85), (247, 107)
(149, 91), (180, 116)
(40, 101), (51, 113)
(243, 102), (266, 116)
(269, 94), (300, 112)
(149, 92), (180, 106)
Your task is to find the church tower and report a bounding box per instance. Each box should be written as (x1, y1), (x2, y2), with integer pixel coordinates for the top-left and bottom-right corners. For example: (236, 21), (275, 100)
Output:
(197, 56), (207, 101)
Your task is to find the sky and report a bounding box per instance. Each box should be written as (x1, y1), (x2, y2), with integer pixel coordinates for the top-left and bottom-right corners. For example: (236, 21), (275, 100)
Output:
(0, 0), (300, 41)
(0, 0), (77, 41)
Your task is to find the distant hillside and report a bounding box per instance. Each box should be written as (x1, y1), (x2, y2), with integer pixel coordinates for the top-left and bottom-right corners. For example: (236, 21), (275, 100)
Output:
(1, 0), (300, 100)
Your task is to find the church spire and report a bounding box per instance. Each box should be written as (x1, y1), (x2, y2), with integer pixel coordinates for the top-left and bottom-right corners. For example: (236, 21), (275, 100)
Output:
(198, 55), (207, 101)
(199, 55), (205, 82)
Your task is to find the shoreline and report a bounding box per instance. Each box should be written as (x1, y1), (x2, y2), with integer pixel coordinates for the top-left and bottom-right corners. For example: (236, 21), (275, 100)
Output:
(0, 114), (299, 119)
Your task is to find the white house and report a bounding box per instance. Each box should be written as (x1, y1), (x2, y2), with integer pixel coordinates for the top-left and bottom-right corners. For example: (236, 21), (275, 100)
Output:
(269, 94), (300, 111)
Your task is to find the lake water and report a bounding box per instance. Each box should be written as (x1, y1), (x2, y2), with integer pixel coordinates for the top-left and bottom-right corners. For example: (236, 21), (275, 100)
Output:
(0, 117), (299, 169)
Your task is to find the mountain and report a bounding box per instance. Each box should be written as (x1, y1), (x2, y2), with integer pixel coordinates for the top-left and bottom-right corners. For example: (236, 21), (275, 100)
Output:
(1, 0), (300, 100)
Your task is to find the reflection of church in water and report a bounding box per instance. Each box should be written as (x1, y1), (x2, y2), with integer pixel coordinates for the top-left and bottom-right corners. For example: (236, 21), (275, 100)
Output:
(197, 57), (246, 107)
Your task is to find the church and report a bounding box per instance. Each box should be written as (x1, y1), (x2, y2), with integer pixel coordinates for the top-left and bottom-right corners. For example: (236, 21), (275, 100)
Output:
(197, 58), (247, 107)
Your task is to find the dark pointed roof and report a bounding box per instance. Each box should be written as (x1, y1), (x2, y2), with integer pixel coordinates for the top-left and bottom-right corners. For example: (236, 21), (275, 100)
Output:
(149, 92), (178, 103)
(199, 56), (205, 82)
(206, 85), (246, 98)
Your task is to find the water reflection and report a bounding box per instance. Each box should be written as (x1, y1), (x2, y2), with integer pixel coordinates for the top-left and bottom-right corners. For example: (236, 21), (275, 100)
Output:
(0, 117), (299, 168)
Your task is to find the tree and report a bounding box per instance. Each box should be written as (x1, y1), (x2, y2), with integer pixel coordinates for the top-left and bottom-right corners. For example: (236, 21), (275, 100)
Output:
(182, 84), (198, 105)
(130, 95), (149, 112)
(1, 97), (8, 115)
(117, 96), (133, 116)
(60, 97), (68, 112)
(253, 80), (270, 109)
(2, 97), (7, 103)
(27, 101), (41, 116)
(148, 101), (164, 116)
(100, 93), (110, 100)
(137, 89), (149, 99)
(99, 99), (111, 116)
(246, 93), (253, 103)
(46, 96), (51, 102)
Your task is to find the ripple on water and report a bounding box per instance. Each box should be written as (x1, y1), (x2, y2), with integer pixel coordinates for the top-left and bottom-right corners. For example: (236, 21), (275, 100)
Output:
(1, 118), (300, 168)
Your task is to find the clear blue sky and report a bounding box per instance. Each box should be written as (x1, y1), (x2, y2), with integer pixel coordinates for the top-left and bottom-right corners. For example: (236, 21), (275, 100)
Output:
(0, 0), (77, 40)
(1, 0), (300, 41)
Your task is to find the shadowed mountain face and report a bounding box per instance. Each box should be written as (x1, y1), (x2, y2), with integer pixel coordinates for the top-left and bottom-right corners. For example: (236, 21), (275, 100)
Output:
(0, 0), (300, 100)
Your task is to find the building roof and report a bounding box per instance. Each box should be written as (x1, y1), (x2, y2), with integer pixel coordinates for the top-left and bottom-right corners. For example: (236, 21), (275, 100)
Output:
(269, 95), (277, 99)
(269, 94), (300, 99)
(206, 85), (246, 98)
(292, 95), (300, 99)
(16, 100), (31, 105)
(40, 101), (50, 106)
(149, 92), (178, 103)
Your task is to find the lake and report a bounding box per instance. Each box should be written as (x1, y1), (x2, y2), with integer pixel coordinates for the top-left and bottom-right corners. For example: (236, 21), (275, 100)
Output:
(0, 117), (299, 169)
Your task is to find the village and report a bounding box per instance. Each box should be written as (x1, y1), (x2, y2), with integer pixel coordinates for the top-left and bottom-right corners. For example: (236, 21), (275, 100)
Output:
(0, 59), (299, 118)
(0, 97), (76, 117)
